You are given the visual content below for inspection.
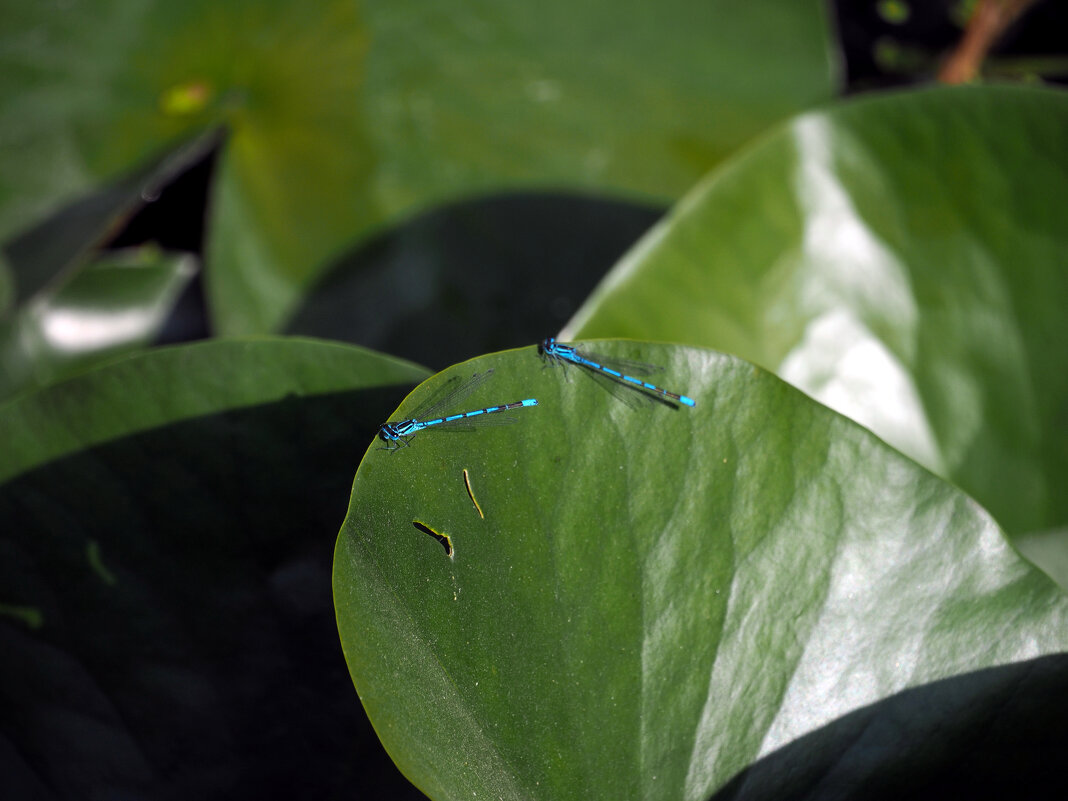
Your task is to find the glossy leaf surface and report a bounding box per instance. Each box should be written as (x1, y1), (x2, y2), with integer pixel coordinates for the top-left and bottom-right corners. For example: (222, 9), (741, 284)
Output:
(566, 86), (1068, 546)
(335, 343), (1068, 800)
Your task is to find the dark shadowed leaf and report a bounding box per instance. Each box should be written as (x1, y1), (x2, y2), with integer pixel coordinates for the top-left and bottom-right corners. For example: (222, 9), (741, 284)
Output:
(285, 193), (663, 370)
(0, 338), (431, 798)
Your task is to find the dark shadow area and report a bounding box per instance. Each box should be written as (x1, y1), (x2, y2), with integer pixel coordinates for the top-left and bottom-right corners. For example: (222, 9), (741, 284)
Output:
(108, 145), (219, 346)
(833, 0), (962, 91)
(3, 177), (152, 304)
(712, 653), (1068, 801)
(284, 193), (664, 370)
(106, 146), (216, 256)
(98, 149), (663, 359)
(0, 382), (427, 800)
(834, 0), (1068, 93)
(4, 132), (220, 307)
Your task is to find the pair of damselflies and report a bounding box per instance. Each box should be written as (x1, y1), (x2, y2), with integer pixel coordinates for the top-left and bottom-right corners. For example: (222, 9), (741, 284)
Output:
(377, 339), (695, 451)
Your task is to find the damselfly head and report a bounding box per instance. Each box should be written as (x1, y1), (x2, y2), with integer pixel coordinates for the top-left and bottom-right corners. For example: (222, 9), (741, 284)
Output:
(538, 337), (557, 356)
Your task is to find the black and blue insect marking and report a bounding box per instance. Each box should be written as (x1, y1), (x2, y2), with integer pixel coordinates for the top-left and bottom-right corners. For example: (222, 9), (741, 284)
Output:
(378, 369), (538, 451)
(539, 337), (696, 407)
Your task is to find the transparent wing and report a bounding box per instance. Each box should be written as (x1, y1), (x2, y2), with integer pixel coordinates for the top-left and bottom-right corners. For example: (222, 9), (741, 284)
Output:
(555, 354), (678, 409)
(571, 348), (664, 377)
(577, 365), (676, 409)
(391, 370), (497, 423)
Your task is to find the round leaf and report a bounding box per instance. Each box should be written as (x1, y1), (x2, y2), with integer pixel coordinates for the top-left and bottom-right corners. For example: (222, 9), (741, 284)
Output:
(565, 85), (1068, 544)
(334, 343), (1068, 800)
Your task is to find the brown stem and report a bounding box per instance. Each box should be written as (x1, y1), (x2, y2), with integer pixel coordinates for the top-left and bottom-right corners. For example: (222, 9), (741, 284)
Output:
(938, 0), (1038, 84)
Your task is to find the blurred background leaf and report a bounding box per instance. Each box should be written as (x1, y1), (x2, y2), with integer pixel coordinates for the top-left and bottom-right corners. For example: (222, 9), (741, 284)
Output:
(284, 193), (664, 369)
(0, 0), (839, 337)
(0, 246), (197, 402)
(0, 248), (12, 315)
(336, 344), (1068, 800)
(565, 85), (1068, 564)
(0, 338), (430, 798)
(0, 132), (217, 308)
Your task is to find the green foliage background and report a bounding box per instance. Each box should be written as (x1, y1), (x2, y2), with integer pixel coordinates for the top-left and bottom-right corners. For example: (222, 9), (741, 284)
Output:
(2, 1), (1067, 799)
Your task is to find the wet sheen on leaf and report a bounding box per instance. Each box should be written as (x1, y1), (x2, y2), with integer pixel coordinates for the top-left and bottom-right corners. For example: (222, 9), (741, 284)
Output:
(567, 86), (1068, 547)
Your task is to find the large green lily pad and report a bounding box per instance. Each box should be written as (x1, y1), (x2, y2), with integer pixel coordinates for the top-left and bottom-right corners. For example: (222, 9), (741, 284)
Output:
(335, 343), (1068, 800)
